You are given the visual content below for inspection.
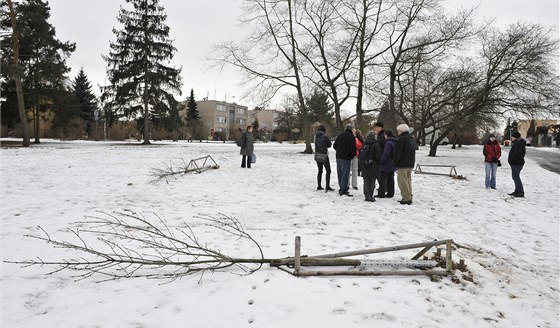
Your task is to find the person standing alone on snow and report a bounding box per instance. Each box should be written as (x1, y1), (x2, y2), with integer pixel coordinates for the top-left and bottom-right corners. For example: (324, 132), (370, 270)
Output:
(483, 133), (501, 189)
(333, 124), (356, 197)
(314, 125), (334, 192)
(240, 125), (254, 168)
(359, 131), (382, 202)
(394, 124), (416, 205)
(508, 132), (526, 197)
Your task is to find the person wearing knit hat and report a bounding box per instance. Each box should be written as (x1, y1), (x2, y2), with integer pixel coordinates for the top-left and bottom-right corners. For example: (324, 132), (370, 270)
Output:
(508, 131), (526, 197)
(483, 133), (501, 189)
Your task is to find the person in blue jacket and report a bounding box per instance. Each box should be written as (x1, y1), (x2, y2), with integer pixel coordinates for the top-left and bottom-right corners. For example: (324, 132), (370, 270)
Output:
(377, 130), (397, 198)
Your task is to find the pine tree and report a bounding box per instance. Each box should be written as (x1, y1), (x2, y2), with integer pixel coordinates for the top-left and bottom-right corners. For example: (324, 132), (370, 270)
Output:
(103, 0), (182, 144)
(1, 0), (75, 143)
(305, 90), (333, 124)
(185, 89), (200, 123)
(72, 68), (98, 137)
(252, 116), (260, 139)
(526, 119), (536, 139)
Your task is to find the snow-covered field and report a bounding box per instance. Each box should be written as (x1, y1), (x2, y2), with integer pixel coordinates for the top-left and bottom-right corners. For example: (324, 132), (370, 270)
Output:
(1, 139), (559, 328)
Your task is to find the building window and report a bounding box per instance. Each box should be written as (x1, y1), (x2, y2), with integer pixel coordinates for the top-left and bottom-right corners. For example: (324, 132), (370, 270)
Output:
(237, 118), (246, 125)
(237, 107), (245, 115)
(216, 116), (226, 123)
(216, 127), (223, 132)
(217, 104), (226, 111)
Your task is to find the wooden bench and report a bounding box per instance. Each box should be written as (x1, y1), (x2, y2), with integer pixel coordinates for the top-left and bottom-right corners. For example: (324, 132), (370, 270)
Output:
(414, 164), (458, 177)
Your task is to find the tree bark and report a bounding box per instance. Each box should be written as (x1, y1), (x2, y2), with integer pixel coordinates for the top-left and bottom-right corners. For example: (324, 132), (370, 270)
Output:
(7, 0), (31, 147)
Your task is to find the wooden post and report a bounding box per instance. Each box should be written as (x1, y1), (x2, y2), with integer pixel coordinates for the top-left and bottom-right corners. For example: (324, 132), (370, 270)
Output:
(445, 240), (453, 272)
(313, 240), (453, 259)
(294, 236), (301, 276)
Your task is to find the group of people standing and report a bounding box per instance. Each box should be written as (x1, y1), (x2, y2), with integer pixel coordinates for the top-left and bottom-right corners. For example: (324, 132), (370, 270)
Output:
(483, 131), (526, 197)
(314, 122), (416, 205)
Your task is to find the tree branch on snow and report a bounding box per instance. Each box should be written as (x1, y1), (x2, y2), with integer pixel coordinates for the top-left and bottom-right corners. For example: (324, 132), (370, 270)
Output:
(150, 155), (219, 183)
(8, 211), (265, 282)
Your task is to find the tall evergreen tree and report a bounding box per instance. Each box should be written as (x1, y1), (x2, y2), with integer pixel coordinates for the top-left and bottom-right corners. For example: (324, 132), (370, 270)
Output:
(1, 0), (75, 143)
(103, 0), (182, 144)
(185, 89), (200, 123)
(526, 119), (536, 139)
(72, 68), (98, 137)
(305, 89), (333, 124)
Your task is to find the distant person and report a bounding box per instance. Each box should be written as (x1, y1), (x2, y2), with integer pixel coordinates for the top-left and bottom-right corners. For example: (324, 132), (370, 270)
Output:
(314, 125), (334, 192)
(483, 133), (501, 189)
(240, 125), (254, 168)
(349, 129), (363, 190)
(377, 129), (397, 198)
(333, 124), (356, 197)
(359, 131), (382, 202)
(508, 132), (526, 197)
(394, 124), (416, 205)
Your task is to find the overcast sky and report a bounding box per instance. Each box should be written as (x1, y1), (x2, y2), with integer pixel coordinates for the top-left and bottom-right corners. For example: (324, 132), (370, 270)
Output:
(47, 0), (559, 110)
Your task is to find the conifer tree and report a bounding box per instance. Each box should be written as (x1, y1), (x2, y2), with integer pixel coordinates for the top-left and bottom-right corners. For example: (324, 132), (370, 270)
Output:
(185, 89), (200, 124)
(103, 0), (182, 144)
(72, 68), (98, 137)
(1, 0), (75, 143)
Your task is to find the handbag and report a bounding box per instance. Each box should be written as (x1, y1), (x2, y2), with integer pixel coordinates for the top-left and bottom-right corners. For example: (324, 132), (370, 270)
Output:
(250, 153), (257, 164)
(314, 152), (328, 163)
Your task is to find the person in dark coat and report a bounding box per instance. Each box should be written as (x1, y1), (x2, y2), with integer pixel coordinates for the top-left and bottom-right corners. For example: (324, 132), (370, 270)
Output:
(240, 125), (254, 168)
(359, 131), (382, 202)
(483, 133), (501, 189)
(373, 122), (386, 196)
(355, 130), (365, 178)
(394, 124), (416, 205)
(508, 132), (526, 197)
(377, 129), (396, 198)
(314, 125), (334, 192)
(333, 124), (356, 196)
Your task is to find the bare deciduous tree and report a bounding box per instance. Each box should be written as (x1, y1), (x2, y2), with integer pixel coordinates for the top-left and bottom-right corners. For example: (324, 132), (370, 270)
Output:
(211, 0), (313, 153)
(9, 211), (266, 282)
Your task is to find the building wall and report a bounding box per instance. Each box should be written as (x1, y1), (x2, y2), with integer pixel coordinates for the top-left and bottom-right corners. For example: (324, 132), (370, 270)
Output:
(517, 120), (558, 138)
(194, 100), (249, 139)
(249, 109), (281, 131)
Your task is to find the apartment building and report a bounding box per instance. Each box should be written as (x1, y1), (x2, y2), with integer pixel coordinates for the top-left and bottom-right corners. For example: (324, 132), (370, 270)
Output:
(249, 109), (281, 131)
(196, 100), (249, 140)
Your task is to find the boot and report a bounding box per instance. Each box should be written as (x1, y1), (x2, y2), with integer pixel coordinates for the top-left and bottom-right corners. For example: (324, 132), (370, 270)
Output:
(317, 173), (323, 190)
(325, 174), (334, 192)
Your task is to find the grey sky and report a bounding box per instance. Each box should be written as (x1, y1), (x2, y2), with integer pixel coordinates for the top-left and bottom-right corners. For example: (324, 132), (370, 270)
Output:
(47, 0), (559, 110)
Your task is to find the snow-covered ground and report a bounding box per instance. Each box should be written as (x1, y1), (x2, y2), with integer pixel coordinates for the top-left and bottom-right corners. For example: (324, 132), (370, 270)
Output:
(1, 139), (559, 328)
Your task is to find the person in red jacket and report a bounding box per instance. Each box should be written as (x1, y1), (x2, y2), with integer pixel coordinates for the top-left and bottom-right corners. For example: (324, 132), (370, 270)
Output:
(482, 133), (501, 189)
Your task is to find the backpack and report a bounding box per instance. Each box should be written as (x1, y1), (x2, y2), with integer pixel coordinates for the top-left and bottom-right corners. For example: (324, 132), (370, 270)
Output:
(359, 144), (374, 167)
(237, 133), (246, 147)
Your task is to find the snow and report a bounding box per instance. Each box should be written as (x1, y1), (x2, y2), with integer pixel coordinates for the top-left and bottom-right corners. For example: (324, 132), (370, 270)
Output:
(1, 140), (559, 328)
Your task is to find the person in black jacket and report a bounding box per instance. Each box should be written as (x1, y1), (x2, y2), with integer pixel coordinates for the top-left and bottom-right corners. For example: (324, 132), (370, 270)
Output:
(373, 122), (386, 197)
(314, 125), (334, 192)
(394, 124), (416, 205)
(333, 124), (356, 196)
(359, 131), (382, 202)
(508, 132), (526, 197)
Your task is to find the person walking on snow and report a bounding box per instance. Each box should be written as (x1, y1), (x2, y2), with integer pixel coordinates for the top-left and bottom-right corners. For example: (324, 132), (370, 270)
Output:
(333, 124), (356, 197)
(483, 133), (501, 189)
(508, 132), (526, 197)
